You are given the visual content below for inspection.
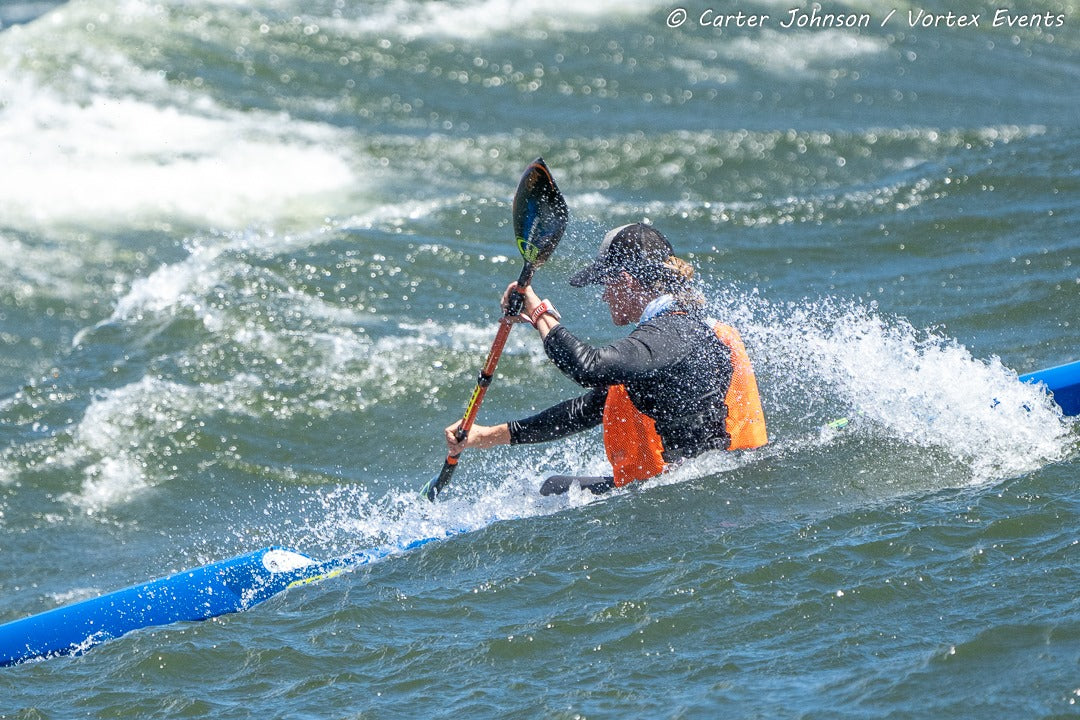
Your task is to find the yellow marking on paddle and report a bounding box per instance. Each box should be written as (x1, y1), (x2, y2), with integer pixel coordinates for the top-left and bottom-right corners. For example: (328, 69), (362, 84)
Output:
(517, 236), (540, 263)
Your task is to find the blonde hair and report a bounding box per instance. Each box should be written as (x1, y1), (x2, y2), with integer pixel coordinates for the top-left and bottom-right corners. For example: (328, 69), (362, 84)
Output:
(662, 255), (695, 283)
(657, 255), (705, 308)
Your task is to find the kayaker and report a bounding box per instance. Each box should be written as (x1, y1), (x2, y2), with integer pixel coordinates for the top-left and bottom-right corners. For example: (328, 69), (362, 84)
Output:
(444, 222), (767, 495)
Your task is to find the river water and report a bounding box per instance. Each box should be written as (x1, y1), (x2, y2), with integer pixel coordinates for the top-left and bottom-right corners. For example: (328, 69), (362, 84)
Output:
(1, 1), (1078, 717)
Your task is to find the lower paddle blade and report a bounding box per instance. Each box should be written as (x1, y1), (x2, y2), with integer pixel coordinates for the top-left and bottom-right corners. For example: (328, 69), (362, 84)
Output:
(421, 475), (439, 502)
(423, 454), (460, 501)
(513, 157), (568, 269)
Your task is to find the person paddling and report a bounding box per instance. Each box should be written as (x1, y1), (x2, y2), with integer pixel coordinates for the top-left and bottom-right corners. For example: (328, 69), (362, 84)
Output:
(444, 222), (767, 495)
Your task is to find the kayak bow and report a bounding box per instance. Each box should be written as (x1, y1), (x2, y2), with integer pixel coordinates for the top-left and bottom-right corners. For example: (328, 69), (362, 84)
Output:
(0, 534), (455, 666)
(1020, 359), (1080, 416)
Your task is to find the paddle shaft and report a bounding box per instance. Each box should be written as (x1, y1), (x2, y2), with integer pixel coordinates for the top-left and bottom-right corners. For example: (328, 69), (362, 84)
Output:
(428, 263), (535, 498)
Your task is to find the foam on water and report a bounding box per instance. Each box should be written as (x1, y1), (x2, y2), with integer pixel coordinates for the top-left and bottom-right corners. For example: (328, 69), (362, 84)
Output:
(0, 82), (357, 230)
(46, 373), (263, 513)
(32, 289), (550, 520)
(720, 29), (888, 78)
(285, 458), (593, 559)
(333, 0), (668, 40)
(0, 232), (102, 303)
(95, 195), (461, 337)
(565, 125), (1046, 223)
(0, 4), (360, 233)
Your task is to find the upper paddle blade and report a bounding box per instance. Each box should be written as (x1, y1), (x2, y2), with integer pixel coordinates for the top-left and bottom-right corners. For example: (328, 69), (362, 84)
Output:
(513, 158), (568, 269)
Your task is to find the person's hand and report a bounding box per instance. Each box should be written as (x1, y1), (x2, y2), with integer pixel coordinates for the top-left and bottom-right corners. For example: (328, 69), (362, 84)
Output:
(444, 422), (509, 454)
(444, 422), (468, 455)
(501, 282), (543, 322)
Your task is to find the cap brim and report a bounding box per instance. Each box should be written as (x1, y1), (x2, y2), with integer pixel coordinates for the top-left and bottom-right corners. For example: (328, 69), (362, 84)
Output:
(569, 260), (619, 287)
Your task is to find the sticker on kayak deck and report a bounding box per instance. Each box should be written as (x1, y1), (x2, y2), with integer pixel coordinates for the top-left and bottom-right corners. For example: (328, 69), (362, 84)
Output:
(262, 549), (316, 573)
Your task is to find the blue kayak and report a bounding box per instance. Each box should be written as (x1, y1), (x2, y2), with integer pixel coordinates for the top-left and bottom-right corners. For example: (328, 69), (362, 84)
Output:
(0, 537), (451, 667)
(1, 359), (1076, 667)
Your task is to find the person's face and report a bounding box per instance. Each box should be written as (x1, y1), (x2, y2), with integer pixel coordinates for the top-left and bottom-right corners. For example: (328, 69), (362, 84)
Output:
(601, 270), (648, 326)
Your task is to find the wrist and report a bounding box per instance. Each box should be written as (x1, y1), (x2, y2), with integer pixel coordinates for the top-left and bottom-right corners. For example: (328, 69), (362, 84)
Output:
(481, 424), (511, 448)
(528, 299), (561, 327)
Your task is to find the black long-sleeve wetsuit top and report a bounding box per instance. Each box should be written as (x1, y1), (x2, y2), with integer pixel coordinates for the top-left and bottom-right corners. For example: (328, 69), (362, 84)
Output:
(507, 307), (735, 463)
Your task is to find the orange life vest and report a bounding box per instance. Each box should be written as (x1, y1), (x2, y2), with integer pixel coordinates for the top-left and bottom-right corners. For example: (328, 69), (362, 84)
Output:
(712, 323), (769, 451)
(602, 322), (767, 487)
(602, 384), (666, 487)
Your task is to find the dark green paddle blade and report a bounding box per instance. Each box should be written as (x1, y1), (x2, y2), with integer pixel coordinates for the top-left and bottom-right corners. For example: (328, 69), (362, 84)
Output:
(513, 158), (568, 269)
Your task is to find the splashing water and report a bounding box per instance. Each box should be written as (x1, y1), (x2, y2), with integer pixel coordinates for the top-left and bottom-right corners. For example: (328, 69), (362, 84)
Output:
(724, 291), (1075, 483)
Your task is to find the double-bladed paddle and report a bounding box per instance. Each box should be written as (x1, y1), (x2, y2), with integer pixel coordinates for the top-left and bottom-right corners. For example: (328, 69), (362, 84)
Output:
(422, 158), (568, 501)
